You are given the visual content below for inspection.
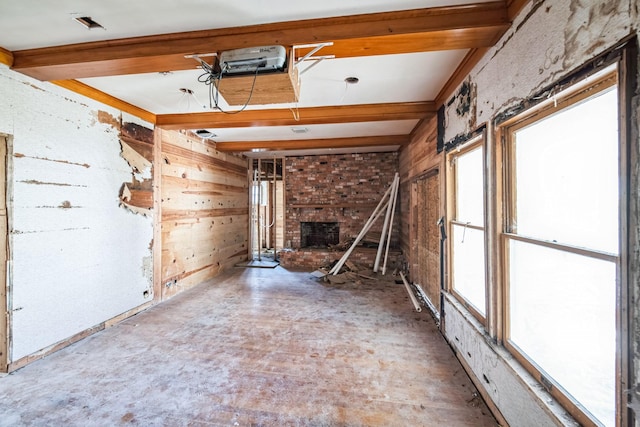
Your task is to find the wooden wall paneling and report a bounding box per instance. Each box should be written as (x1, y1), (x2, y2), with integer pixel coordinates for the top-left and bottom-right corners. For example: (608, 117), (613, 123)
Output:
(160, 130), (248, 299)
(161, 152), (247, 188)
(398, 115), (443, 312)
(427, 175), (440, 307)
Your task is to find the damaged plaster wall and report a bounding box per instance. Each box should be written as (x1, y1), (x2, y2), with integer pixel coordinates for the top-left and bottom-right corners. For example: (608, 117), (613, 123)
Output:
(444, 0), (634, 141)
(438, 0), (640, 425)
(0, 64), (153, 363)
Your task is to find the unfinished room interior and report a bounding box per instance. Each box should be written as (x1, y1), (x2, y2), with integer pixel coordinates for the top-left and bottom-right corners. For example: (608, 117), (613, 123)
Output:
(0, 0), (638, 425)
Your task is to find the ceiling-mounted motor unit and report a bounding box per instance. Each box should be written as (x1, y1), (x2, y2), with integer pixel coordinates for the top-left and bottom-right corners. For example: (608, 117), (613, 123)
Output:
(219, 45), (287, 76)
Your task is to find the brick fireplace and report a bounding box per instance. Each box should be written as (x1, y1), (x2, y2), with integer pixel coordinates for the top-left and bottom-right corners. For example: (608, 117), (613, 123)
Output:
(279, 152), (400, 269)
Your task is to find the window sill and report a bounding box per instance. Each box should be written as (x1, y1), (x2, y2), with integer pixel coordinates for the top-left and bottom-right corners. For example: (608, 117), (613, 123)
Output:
(442, 292), (580, 427)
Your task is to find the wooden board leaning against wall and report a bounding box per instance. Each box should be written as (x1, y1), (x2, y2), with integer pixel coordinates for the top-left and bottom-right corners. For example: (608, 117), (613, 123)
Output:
(158, 129), (249, 300)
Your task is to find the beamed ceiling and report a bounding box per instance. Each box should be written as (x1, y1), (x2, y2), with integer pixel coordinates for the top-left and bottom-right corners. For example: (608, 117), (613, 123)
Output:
(0, 0), (527, 157)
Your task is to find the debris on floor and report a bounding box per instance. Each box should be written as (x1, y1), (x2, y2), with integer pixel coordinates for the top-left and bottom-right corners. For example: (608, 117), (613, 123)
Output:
(312, 259), (398, 286)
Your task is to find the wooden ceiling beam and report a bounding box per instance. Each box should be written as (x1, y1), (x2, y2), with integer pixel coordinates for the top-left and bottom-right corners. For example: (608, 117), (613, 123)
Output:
(52, 80), (156, 124)
(12, 2), (508, 81)
(294, 26), (507, 60)
(156, 102), (435, 130)
(215, 135), (409, 152)
(0, 47), (13, 67)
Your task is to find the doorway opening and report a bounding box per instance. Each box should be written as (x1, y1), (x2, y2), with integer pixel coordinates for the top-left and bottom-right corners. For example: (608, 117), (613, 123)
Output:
(249, 158), (284, 264)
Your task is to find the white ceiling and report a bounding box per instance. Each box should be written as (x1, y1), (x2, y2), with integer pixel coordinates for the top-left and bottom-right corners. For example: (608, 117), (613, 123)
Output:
(0, 0), (501, 157)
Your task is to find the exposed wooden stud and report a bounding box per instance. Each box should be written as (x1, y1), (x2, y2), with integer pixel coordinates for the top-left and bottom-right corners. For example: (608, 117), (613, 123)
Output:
(11, 2), (509, 80)
(157, 102), (434, 130)
(52, 79), (156, 124)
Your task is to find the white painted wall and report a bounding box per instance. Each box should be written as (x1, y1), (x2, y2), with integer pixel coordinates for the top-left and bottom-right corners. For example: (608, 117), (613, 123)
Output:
(440, 0), (640, 425)
(0, 65), (154, 361)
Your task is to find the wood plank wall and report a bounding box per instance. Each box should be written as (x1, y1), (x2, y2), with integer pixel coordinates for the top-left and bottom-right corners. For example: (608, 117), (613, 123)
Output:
(398, 117), (442, 305)
(158, 130), (248, 300)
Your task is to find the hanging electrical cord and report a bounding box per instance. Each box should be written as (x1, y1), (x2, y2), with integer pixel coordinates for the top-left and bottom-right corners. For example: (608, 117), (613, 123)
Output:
(197, 60), (260, 114)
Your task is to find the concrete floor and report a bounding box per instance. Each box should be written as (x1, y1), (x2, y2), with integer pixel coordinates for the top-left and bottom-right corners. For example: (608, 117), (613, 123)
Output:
(0, 267), (497, 426)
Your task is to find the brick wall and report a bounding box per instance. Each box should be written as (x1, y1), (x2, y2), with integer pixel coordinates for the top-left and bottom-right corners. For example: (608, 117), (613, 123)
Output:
(285, 152), (400, 250)
(278, 247), (402, 270)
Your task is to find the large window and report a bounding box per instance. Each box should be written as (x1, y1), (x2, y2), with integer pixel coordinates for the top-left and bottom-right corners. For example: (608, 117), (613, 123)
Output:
(448, 138), (486, 320)
(503, 70), (619, 426)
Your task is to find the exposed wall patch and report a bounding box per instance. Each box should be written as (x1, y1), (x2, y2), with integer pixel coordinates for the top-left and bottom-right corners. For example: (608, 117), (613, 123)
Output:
(14, 153), (90, 168)
(563, 0), (629, 69)
(94, 110), (119, 128)
(120, 140), (152, 178)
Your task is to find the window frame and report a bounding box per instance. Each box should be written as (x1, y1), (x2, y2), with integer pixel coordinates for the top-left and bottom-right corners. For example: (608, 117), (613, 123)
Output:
(499, 69), (622, 427)
(446, 134), (488, 324)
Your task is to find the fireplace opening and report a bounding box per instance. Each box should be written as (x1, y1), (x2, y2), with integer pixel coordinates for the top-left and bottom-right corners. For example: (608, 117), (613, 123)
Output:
(300, 222), (339, 248)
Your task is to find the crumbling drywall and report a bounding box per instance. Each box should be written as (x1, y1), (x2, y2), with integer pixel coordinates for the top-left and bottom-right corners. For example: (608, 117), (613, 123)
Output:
(443, 0), (633, 142)
(0, 64), (154, 362)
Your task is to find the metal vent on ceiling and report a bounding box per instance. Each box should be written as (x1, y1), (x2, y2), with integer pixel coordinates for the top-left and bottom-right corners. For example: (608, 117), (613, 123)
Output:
(74, 16), (105, 30)
(195, 129), (216, 139)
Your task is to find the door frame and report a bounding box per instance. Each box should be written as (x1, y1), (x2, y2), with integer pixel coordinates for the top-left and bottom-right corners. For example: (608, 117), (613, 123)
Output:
(0, 134), (12, 372)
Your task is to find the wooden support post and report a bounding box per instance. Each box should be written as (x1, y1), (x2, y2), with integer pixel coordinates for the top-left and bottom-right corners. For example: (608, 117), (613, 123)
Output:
(257, 158), (262, 261)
